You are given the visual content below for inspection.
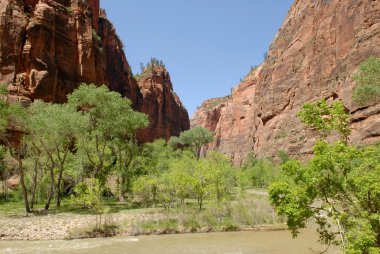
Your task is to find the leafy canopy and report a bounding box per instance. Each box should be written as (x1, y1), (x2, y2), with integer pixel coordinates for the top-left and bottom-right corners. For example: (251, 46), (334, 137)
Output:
(269, 142), (380, 254)
(298, 99), (351, 141)
(270, 96), (380, 253)
(68, 84), (148, 139)
(68, 84), (148, 182)
(172, 126), (214, 159)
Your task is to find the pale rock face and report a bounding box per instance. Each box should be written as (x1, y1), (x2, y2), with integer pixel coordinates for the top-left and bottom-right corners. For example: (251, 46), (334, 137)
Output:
(0, 0), (189, 142)
(192, 0), (380, 165)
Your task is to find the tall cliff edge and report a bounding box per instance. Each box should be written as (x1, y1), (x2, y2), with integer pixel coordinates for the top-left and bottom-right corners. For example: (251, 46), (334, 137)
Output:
(0, 0), (189, 141)
(192, 0), (380, 165)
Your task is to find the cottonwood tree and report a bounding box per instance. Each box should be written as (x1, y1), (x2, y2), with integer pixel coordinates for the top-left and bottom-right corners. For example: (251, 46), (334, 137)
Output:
(202, 151), (235, 205)
(68, 84), (148, 198)
(173, 126), (214, 159)
(23, 141), (43, 209)
(27, 101), (88, 209)
(133, 150), (235, 211)
(269, 98), (380, 254)
(0, 145), (9, 202)
(298, 99), (351, 142)
(0, 84), (30, 212)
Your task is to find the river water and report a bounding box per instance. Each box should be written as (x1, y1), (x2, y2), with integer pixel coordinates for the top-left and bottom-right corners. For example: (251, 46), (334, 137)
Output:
(0, 230), (340, 254)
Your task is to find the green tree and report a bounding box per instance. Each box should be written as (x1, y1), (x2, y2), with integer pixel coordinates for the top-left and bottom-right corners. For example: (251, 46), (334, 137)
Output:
(192, 158), (211, 211)
(241, 159), (282, 189)
(0, 145), (9, 202)
(68, 84), (148, 190)
(242, 152), (258, 168)
(135, 139), (176, 176)
(73, 179), (105, 228)
(0, 84), (30, 212)
(298, 99), (351, 142)
(110, 98), (148, 202)
(167, 152), (196, 205)
(203, 151), (235, 205)
(23, 141), (43, 209)
(132, 140), (169, 207)
(27, 100), (88, 209)
(352, 56), (380, 106)
(269, 142), (380, 254)
(132, 175), (158, 207)
(269, 98), (380, 253)
(177, 126), (214, 159)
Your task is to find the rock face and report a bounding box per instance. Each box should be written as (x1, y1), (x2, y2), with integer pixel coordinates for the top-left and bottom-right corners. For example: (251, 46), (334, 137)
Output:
(0, 0), (189, 141)
(137, 66), (190, 142)
(192, 0), (380, 165)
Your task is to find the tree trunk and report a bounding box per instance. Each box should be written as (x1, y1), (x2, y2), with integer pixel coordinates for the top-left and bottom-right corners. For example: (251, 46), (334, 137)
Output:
(30, 159), (39, 209)
(18, 154), (31, 213)
(3, 175), (8, 202)
(45, 166), (54, 211)
(196, 147), (201, 160)
(198, 196), (203, 212)
(119, 175), (126, 203)
(56, 166), (64, 208)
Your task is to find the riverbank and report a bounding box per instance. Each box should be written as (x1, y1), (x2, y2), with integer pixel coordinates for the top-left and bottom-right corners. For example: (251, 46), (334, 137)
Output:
(0, 208), (286, 241)
(0, 208), (166, 240)
(0, 190), (286, 241)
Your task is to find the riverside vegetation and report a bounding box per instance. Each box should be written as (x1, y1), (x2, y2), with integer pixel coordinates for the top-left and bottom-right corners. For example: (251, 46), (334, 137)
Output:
(0, 57), (379, 254)
(0, 83), (286, 240)
(269, 57), (380, 254)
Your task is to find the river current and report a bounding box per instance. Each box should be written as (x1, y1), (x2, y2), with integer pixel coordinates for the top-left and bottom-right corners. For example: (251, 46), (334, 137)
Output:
(0, 229), (340, 254)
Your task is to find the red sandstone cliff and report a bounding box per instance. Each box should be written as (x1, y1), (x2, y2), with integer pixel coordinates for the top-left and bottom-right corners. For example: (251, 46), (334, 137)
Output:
(137, 66), (190, 142)
(192, 0), (380, 165)
(0, 0), (189, 141)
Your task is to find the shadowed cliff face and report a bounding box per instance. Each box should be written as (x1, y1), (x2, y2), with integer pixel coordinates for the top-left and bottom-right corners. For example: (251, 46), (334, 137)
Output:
(0, 0), (189, 141)
(192, 0), (380, 165)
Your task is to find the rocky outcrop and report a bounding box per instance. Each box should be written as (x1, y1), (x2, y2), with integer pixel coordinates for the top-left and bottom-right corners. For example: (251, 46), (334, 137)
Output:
(0, 0), (189, 141)
(192, 0), (380, 165)
(137, 66), (189, 142)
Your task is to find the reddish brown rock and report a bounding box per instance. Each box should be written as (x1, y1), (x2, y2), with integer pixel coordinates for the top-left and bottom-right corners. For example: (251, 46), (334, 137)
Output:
(192, 0), (380, 165)
(137, 66), (190, 142)
(0, 0), (189, 141)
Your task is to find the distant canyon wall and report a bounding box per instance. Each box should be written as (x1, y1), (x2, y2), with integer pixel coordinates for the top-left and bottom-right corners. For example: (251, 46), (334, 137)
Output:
(0, 0), (189, 141)
(192, 0), (380, 165)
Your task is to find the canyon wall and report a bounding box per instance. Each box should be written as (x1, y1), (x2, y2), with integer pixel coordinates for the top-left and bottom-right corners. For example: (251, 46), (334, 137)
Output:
(137, 66), (190, 143)
(0, 0), (189, 141)
(192, 0), (380, 165)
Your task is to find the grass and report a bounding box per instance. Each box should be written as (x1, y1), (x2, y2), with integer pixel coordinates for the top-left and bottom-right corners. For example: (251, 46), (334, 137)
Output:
(0, 189), (286, 240)
(0, 196), (146, 219)
(65, 223), (120, 240)
(130, 190), (286, 235)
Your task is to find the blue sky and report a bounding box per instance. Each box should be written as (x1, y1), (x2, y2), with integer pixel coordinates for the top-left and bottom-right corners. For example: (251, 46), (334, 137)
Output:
(100, 0), (294, 116)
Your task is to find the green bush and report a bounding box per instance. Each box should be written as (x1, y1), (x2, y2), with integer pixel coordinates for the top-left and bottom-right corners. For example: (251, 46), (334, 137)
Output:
(352, 56), (380, 106)
(92, 29), (102, 43)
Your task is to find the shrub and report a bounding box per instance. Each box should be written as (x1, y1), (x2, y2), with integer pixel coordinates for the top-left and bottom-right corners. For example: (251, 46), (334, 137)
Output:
(92, 29), (102, 43)
(352, 56), (380, 106)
